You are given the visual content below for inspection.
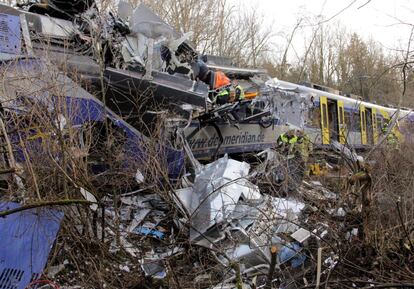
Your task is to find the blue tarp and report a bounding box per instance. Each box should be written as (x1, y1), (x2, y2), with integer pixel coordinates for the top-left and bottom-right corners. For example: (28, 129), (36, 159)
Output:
(0, 202), (63, 289)
(132, 226), (165, 239)
(278, 242), (306, 269)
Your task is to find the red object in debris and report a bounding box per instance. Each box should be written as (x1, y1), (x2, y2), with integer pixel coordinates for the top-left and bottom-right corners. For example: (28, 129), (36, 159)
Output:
(213, 71), (231, 90)
(25, 279), (60, 289)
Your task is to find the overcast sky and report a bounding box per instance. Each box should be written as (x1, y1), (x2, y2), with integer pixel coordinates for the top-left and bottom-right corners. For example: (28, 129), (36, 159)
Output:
(236, 0), (414, 56)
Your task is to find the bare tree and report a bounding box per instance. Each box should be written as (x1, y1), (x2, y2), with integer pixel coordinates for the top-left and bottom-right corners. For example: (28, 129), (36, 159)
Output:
(124, 0), (272, 67)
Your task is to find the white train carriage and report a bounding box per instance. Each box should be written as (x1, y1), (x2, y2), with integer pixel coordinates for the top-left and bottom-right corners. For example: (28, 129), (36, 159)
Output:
(274, 80), (414, 148)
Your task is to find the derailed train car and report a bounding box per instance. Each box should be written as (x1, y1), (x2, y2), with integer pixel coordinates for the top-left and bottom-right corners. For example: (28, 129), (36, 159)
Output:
(0, 1), (412, 164)
(0, 57), (185, 183)
(187, 73), (414, 158)
(271, 80), (414, 148)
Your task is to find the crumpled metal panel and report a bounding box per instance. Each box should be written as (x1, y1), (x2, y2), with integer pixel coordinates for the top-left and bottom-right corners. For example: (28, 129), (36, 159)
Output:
(104, 67), (208, 111)
(189, 155), (252, 240)
(218, 196), (305, 268)
(271, 197), (305, 234)
(262, 78), (313, 128)
(221, 228), (269, 268)
(118, 0), (133, 21)
(0, 4), (74, 39)
(129, 4), (178, 39)
(0, 58), (185, 181)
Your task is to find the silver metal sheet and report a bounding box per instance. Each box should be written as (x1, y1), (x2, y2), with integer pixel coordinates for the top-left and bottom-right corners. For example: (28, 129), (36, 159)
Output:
(37, 15), (74, 37)
(291, 228), (311, 243)
(130, 4), (178, 39)
(189, 155), (251, 240)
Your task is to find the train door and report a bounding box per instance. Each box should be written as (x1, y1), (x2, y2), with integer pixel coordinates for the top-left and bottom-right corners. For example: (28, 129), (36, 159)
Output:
(328, 100), (339, 143)
(371, 108), (378, 144)
(360, 105), (368, 145)
(337, 100), (346, 144)
(320, 96), (330, 144)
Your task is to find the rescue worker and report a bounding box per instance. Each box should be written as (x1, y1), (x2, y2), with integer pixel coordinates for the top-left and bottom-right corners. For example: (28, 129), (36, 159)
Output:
(297, 130), (312, 163)
(233, 80), (245, 102)
(211, 71), (231, 105)
(297, 130), (313, 177)
(277, 130), (299, 158)
(216, 86), (231, 105)
(277, 129), (305, 192)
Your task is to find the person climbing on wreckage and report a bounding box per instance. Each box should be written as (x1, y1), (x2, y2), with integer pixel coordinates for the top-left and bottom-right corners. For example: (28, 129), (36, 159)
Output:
(211, 71), (232, 105)
(215, 85), (231, 105)
(189, 57), (232, 106)
(232, 79), (245, 102)
(277, 129), (299, 158)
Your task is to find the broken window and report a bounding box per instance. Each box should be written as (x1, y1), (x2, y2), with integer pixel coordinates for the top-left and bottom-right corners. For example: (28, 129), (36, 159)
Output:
(346, 111), (361, 132)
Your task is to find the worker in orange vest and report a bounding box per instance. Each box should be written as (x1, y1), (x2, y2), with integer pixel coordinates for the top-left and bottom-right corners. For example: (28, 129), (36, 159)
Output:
(212, 71), (231, 105)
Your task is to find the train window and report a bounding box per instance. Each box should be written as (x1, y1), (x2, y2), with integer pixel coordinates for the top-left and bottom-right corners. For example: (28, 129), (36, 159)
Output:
(346, 111), (360, 132)
(377, 117), (383, 135)
(338, 107), (344, 124)
(377, 116), (384, 127)
(344, 110), (351, 128)
(365, 112), (367, 130)
(361, 111), (366, 131)
(354, 112), (361, 131)
(365, 112), (368, 131)
(364, 112), (367, 130)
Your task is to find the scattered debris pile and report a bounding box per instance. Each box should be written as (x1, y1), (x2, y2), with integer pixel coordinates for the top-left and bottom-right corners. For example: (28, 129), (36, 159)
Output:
(2, 128), (414, 288)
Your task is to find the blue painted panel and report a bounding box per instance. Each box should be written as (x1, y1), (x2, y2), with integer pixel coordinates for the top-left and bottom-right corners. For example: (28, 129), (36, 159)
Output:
(0, 202), (63, 289)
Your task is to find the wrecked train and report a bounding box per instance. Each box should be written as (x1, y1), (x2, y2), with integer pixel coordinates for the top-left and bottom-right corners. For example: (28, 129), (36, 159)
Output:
(0, 57), (185, 183)
(0, 1), (413, 163)
(0, 2), (413, 289)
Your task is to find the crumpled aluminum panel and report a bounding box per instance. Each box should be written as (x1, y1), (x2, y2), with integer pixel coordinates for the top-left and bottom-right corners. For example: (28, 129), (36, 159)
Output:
(129, 3), (178, 39)
(189, 155), (251, 240)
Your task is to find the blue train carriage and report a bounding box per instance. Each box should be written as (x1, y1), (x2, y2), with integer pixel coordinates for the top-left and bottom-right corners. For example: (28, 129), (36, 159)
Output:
(275, 80), (413, 149)
(0, 57), (185, 185)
